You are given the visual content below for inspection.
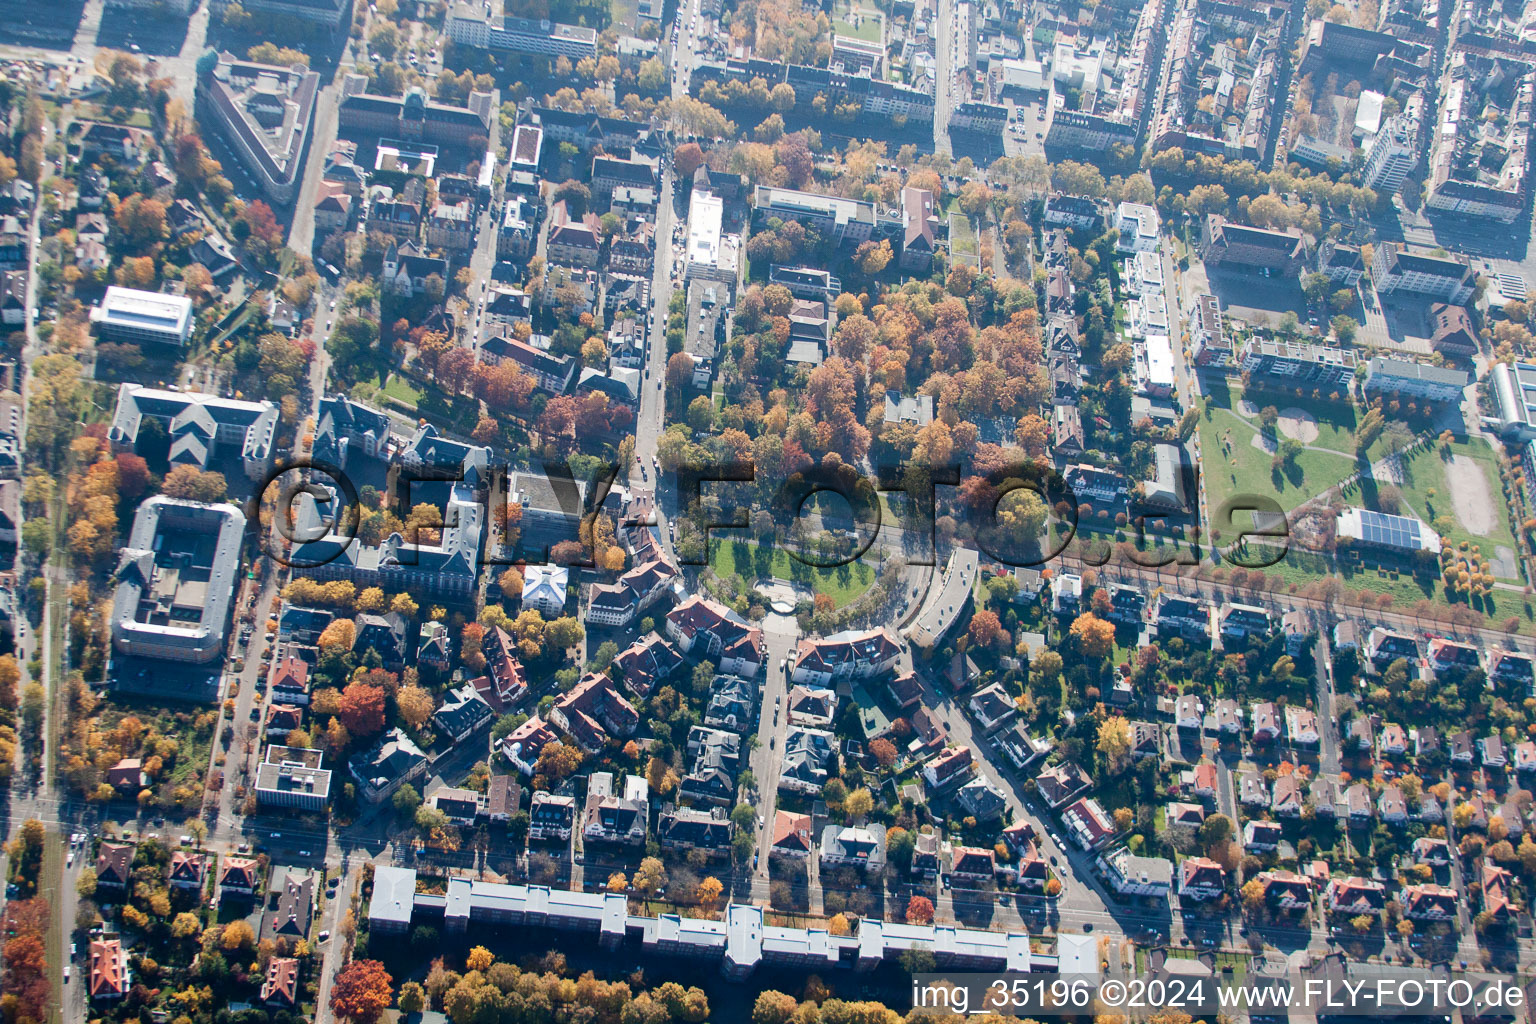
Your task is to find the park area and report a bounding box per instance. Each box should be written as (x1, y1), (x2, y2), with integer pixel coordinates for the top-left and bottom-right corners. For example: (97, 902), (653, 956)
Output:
(1349, 435), (1520, 578)
(1197, 388), (1357, 518)
(709, 539), (875, 608)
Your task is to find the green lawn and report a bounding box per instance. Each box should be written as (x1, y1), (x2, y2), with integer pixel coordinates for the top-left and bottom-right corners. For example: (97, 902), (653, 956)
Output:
(949, 212), (978, 259)
(710, 539), (875, 608)
(1221, 383), (1360, 456)
(381, 374), (424, 408)
(1258, 548), (1534, 632)
(1197, 405), (1356, 518)
(1377, 437), (1518, 574)
(832, 16), (881, 40)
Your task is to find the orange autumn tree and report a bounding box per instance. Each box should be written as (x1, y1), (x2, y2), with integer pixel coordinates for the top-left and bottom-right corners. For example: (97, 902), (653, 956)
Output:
(330, 959), (394, 1024)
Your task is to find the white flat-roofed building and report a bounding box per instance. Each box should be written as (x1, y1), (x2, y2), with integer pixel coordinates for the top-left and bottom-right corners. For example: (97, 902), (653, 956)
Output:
(686, 190), (737, 285)
(1115, 202), (1159, 253)
(1141, 335), (1175, 396)
(447, 1), (599, 57)
(254, 745), (332, 811)
(91, 287), (194, 346)
(753, 186), (876, 245)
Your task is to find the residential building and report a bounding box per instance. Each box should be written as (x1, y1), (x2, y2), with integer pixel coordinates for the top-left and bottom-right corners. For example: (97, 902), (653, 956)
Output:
(582, 772), (649, 846)
(770, 810), (813, 859)
(348, 730), (428, 803)
(1099, 847), (1172, 898)
(261, 958), (300, 1006)
(1061, 797), (1117, 850)
(1114, 202), (1159, 253)
(820, 825), (887, 873)
(1179, 857), (1226, 901)
(666, 596), (765, 676)
(1200, 216), (1308, 276)
(550, 672), (639, 752)
(433, 683), (494, 742)
(254, 745), (332, 811)
(447, 3), (599, 58)
(790, 627), (901, 684)
(1326, 876), (1386, 915)
(529, 792), (577, 841)
(657, 806), (732, 854)
(89, 939), (131, 1000)
(1364, 358), (1470, 404)
(520, 564), (568, 617)
(1373, 244), (1477, 303)
(1239, 338), (1356, 390)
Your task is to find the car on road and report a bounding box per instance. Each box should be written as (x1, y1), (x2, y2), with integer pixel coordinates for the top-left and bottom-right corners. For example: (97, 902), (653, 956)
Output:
(63, 966), (69, 982)
(318, 930), (331, 942)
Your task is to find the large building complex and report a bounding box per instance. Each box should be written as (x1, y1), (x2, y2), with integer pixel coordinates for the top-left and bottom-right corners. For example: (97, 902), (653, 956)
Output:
(1150, 0), (1289, 161)
(199, 53), (320, 204)
(338, 81), (496, 147)
(108, 384), (279, 482)
(1425, 50), (1533, 223)
(111, 496), (246, 665)
(1372, 244), (1477, 303)
(211, 0), (349, 27)
(446, 2), (598, 58)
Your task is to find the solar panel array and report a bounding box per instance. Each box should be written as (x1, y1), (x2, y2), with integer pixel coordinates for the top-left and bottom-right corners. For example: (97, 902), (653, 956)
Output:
(1356, 509), (1422, 548)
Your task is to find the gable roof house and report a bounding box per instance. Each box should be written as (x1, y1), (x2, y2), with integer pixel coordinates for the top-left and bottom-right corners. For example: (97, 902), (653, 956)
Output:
(261, 957), (301, 1006)
(790, 627), (901, 685)
(95, 841), (135, 891)
(169, 851), (208, 891)
(89, 939), (131, 1001)
(550, 672), (640, 753)
(771, 810), (814, 859)
(219, 856), (261, 899)
(665, 595), (765, 676)
(610, 633), (686, 698)
(269, 870), (315, 938)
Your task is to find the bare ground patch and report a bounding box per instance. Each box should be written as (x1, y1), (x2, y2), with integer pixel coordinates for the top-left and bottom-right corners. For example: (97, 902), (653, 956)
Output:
(1446, 453), (1497, 537)
(1276, 408), (1320, 443)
